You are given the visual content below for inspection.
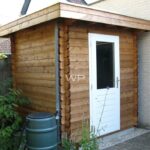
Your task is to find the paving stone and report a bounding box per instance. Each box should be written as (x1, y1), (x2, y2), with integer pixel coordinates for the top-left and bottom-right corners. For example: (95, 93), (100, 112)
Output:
(99, 128), (150, 149)
(104, 132), (150, 150)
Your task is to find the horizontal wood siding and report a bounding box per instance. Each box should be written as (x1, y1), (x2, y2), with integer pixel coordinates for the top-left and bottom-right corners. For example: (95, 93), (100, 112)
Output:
(60, 22), (138, 140)
(59, 23), (71, 137)
(12, 22), (56, 113)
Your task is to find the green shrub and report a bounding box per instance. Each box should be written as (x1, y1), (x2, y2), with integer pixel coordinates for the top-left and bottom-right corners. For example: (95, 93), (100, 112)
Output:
(80, 121), (98, 150)
(62, 138), (77, 150)
(0, 79), (29, 150)
(62, 121), (99, 150)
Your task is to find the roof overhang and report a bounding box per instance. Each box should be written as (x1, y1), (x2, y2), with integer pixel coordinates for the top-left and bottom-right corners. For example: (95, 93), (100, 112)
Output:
(0, 2), (150, 36)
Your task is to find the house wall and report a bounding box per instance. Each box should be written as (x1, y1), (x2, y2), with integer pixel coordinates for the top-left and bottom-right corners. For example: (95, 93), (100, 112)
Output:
(11, 21), (56, 113)
(59, 24), (71, 135)
(138, 32), (150, 128)
(91, 0), (150, 20)
(60, 21), (138, 140)
(0, 38), (11, 54)
(91, 0), (150, 129)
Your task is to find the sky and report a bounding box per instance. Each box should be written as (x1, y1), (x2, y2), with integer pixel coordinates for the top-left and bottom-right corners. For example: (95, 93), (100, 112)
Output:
(0, 0), (60, 25)
(0, 0), (98, 25)
(0, 0), (24, 25)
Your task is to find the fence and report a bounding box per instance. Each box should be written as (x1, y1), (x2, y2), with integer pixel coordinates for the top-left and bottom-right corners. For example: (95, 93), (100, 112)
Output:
(0, 55), (11, 94)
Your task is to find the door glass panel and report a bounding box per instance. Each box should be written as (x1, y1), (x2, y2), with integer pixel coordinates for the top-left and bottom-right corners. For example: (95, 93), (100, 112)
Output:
(96, 42), (114, 89)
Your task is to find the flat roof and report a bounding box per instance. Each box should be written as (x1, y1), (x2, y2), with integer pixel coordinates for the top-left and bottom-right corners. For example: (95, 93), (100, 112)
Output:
(0, 2), (150, 36)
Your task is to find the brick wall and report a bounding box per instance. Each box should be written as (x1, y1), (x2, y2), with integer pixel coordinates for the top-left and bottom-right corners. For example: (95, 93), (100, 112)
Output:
(0, 38), (11, 54)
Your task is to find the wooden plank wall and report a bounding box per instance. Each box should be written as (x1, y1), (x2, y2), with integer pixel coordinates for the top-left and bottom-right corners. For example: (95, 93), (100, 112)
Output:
(12, 22), (56, 113)
(59, 23), (71, 137)
(60, 21), (138, 140)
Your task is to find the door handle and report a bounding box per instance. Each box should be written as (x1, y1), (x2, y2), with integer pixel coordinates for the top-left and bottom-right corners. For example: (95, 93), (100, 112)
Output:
(116, 77), (120, 88)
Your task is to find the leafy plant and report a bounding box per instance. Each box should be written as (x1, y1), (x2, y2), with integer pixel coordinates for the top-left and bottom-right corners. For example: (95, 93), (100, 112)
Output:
(0, 79), (29, 150)
(0, 53), (7, 60)
(62, 121), (99, 150)
(62, 138), (77, 150)
(62, 89), (110, 150)
(80, 121), (98, 150)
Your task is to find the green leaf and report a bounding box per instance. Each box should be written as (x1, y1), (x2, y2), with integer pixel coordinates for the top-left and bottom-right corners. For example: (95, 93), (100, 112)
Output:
(0, 78), (30, 150)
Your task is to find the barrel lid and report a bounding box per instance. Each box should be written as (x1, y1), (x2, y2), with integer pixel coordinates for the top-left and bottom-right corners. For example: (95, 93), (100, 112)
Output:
(27, 112), (53, 119)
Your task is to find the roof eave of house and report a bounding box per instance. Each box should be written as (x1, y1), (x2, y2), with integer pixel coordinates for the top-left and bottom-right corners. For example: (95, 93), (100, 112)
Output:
(0, 2), (150, 36)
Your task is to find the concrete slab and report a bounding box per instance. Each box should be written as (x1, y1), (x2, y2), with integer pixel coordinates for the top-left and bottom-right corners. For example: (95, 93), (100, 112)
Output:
(98, 128), (150, 149)
(104, 132), (150, 150)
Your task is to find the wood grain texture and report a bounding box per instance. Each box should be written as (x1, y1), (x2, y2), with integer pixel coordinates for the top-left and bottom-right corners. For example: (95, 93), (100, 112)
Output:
(12, 22), (56, 113)
(0, 4), (60, 36)
(60, 21), (138, 140)
(59, 23), (71, 137)
(0, 3), (149, 36)
(60, 3), (150, 30)
(10, 17), (138, 140)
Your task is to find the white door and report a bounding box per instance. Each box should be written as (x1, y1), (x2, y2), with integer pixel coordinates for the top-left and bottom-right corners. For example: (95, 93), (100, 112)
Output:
(89, 33), (120, 136)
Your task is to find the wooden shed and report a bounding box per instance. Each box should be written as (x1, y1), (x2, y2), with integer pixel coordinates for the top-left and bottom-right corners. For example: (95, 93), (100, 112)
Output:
(0, 2), (150, 140)
(88, 0), (150, 131)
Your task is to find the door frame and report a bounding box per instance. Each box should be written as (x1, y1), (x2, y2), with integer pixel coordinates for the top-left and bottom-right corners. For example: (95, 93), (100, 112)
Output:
(88, 33), (120, 136)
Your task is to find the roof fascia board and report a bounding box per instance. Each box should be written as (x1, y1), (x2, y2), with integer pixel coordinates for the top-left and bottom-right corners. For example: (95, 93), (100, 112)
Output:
(59, 3), (150, 30)
(0, 3), (61, 36)
(0, 2), (150, 36)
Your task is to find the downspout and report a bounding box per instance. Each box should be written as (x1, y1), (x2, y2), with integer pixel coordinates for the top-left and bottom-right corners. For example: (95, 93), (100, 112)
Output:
(55, 22), (61, 143)
(20, 0), (31, 15)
